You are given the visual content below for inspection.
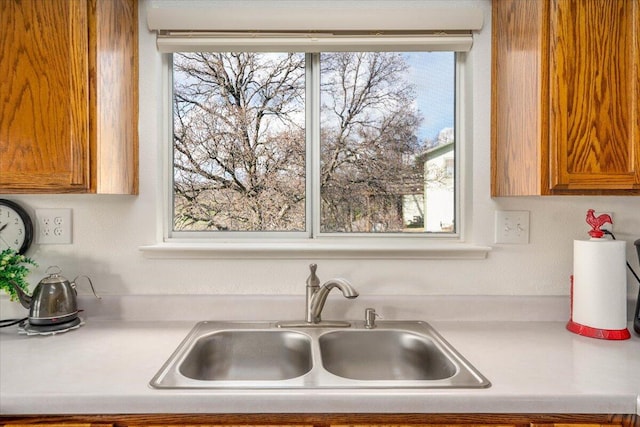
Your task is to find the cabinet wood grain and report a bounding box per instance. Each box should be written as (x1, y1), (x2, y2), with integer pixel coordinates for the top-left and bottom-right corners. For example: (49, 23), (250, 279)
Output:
(491, 0), (640, 196)
(0, 0), (90, 191)
(0, 413), (637, 427)
(0, 0), (138, 194)
(491, 0), (548, 196)
(549, 0), (640, 191)
(331, 424), (517, 427)
(530, 423), (624, 427)
(2, 425), (112, 427)
(89, 0), (138, 194)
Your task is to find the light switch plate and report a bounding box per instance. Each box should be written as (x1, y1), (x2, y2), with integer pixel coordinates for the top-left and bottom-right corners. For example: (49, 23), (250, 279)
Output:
(495, 210), (529, 244)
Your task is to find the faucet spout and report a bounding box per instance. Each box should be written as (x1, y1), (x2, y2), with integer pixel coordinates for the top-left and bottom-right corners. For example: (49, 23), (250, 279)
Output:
(277, 264), (359, 328)
(309, 278), (359, 324)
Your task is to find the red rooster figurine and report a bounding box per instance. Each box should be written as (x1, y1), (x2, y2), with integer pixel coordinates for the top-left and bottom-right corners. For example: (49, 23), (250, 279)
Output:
(586, 209), (612, 238)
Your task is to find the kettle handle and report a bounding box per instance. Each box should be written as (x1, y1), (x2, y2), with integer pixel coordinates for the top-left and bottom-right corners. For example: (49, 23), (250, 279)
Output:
(73, 275), (101, 299)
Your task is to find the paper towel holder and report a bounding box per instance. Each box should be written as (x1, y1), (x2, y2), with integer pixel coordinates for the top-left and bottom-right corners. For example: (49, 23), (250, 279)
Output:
(566, 209), (631, 340)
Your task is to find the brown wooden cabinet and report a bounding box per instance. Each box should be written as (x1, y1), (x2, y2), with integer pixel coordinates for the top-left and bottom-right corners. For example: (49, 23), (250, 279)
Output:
(0, 413), (637, 427)
(0, 0), (138, 194)
(330, 424), (518, 427)
(491, 0), (640, 196)
(0, 425), (112, 427)
(530, 424), (625, 427)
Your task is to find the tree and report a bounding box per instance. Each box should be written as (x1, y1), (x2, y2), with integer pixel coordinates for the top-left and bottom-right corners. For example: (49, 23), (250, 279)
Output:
(173, 52), (306, 231)
(319, 52), (421, 232)
(172, 51), (423, 233)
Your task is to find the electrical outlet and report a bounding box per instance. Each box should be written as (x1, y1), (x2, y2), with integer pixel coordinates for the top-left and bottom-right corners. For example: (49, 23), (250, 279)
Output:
(35, 208), (72, 244)
(495, 210), (530, 244)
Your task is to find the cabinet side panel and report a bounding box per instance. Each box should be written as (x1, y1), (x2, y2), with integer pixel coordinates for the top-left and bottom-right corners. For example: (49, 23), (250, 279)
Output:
(0, 0), (90, 193)
(491, 0), (547, 196)
(90, 0), (139, 194)
(550, 0), (640, 190)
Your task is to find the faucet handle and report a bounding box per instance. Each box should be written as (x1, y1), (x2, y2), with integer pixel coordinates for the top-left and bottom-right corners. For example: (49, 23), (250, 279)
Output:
(307, 263), (320, 288)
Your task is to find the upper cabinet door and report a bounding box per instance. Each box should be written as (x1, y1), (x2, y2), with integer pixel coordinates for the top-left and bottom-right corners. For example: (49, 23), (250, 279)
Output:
(0, 0), (138, 194)
(550, 0), (640, 191)
(0, 0), (91, 192)
(492, 0), (640, 196)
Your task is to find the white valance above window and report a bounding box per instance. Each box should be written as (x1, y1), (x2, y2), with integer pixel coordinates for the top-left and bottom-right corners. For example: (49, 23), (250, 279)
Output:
(147, 0), (484, 53)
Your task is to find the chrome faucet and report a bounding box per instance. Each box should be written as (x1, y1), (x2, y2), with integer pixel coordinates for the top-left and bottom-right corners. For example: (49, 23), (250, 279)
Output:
(306, 264), (358, 325)
(277, 264), (358, 328)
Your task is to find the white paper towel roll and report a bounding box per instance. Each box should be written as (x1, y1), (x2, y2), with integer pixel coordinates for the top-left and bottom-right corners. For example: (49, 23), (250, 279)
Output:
(573, 239), (627, 330)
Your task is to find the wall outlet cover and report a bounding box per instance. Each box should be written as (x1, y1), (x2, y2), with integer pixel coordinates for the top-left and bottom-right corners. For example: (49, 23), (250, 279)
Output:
(35, 208), (72, 244)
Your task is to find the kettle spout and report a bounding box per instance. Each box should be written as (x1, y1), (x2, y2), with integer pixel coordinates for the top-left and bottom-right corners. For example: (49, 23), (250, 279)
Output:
(9, 280), (32, 309)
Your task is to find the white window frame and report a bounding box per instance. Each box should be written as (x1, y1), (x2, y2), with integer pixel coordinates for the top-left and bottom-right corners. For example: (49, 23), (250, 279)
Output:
(140, 1), (491, 259)
(140, 52), (490, 259)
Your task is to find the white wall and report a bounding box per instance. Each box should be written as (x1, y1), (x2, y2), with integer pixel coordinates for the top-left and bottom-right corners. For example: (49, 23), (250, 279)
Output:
(3, 0), (640, 299)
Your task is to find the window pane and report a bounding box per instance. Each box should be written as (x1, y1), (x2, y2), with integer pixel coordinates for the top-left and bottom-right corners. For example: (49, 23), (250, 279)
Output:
(319, 52), (455, 233)
(172, 52), (306, 232)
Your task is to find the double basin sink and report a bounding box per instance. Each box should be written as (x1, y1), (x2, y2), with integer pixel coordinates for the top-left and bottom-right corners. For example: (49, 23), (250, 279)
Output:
(150, 320), (490, 389)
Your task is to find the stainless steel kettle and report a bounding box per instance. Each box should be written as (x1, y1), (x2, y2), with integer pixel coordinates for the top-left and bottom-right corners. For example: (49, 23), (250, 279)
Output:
(10, 266), (99, 326)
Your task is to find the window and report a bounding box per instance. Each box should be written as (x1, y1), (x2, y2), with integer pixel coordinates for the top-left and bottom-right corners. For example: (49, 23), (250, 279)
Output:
(145, 0), (484, 251)
(171, 50), (457, 237)
(172, 52), (307, 233)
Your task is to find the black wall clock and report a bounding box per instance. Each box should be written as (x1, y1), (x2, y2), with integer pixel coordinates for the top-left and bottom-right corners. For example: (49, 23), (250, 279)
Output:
(0, 199), (34, 255)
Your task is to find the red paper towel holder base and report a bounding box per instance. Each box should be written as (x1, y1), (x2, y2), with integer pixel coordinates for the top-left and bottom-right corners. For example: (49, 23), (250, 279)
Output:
(567, 274), (631, 340)
(566, 319), (631, 340)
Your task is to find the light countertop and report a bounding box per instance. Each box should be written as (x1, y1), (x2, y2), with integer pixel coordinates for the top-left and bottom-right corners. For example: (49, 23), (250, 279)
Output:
(0, 295), (639, 415)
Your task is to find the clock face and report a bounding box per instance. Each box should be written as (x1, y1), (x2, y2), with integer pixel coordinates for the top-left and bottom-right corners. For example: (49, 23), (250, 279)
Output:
(0, 199), (34, 255)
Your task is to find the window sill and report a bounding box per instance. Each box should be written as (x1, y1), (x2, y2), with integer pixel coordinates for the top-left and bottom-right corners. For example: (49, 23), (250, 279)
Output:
(138, 240), (491, 260)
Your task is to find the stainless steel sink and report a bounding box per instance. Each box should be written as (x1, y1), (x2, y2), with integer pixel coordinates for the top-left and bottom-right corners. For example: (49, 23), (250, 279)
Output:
(150, 321), (490, 389)
(180, 330), (312, 381)
(319, 330), (457, 381)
